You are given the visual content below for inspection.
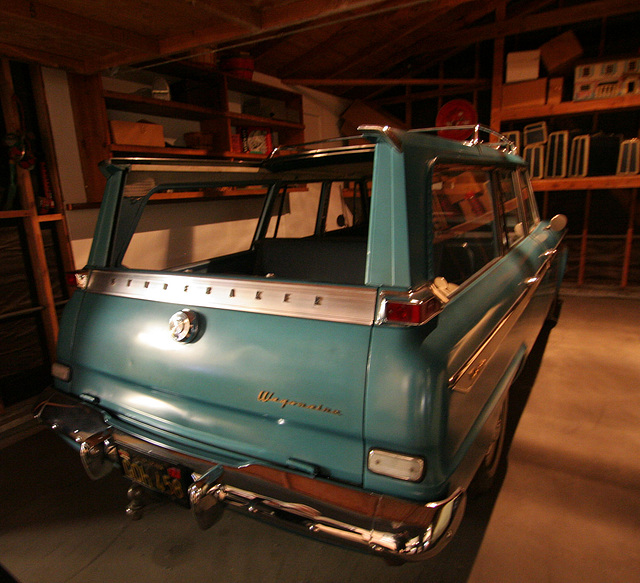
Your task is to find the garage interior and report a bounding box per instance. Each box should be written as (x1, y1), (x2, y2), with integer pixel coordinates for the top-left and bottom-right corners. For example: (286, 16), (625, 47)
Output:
(0, 1), (639, 581)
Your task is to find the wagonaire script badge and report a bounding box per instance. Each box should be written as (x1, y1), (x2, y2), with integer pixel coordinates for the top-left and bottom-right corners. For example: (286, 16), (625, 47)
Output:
(257, 391), (342, 416)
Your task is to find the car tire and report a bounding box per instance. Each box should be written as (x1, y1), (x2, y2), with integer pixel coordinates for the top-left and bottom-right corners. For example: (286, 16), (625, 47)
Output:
(469, 392), (508, 496)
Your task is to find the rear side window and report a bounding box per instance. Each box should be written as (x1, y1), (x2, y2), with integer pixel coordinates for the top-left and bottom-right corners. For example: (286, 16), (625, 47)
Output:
(517, 169), (540, 230)
(431, 165), (499, 285)
(496, 169), (525, 248)
(264, 180), (369, 239)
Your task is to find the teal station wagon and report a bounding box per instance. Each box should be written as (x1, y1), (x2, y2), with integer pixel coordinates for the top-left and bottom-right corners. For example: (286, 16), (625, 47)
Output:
(36, 125), (567, 560)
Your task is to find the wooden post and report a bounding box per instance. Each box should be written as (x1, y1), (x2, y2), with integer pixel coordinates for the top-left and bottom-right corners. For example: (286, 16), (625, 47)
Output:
(67, 72), (110, 203)
(621, 188), (637, 288)
(0, 59), (59, 360)
(30, 65), (76, 277)
(578, 190), (592, 286)
(489, 2), (506, 133)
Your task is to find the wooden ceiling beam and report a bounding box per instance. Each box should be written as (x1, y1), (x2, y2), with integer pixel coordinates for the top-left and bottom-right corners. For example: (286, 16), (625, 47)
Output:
(324, 0), (481, 81)
(262, 0), (429, 29)
(374, 81), (491, 104)
(181, 0), (262, 32)
(431, 0), (639, 51)
(283, 78), (487, 86)
(0, 41), (88, 73)
(155, 22), (253, 60)
(0, 0), (157, 53)
(344, 0), (636, 93)
(219, 0), (447, 58)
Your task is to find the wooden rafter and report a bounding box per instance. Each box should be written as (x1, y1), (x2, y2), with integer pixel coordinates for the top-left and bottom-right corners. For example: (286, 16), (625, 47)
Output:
(313, 0), (494, 85)
(0, 0), (156, 52)
(426, 0), (639, 53)
(283, 78), (487, 86)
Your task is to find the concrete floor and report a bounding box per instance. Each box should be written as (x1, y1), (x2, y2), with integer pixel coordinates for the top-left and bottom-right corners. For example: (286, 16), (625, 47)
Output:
(0, 293), (639, 583)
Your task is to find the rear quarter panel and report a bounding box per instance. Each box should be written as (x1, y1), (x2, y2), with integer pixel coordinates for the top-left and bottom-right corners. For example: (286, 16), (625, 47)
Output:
(364, 222), (562, 501)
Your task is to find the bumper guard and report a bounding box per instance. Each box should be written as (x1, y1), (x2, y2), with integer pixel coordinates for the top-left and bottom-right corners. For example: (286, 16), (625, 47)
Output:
(35, 389), (465, 561)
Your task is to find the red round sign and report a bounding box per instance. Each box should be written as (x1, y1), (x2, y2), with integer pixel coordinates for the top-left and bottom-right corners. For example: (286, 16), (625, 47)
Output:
(435, 99), (478, 141)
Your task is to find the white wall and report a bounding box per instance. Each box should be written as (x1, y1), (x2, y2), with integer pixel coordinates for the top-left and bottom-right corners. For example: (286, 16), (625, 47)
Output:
(41, 67), (350, 269)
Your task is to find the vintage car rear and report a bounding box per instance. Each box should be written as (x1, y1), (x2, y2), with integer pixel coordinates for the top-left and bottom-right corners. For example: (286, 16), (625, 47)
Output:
(37, 126), (566, 560)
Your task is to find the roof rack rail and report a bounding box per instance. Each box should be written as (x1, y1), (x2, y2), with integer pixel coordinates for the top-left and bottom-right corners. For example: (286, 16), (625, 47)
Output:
(409, 125), (517, 154)
(267, 136), (369, 160)
(266, 124), (516, 161)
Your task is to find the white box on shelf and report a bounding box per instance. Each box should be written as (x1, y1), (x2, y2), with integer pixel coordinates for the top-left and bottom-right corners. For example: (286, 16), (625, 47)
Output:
(506, 50), (540, 83)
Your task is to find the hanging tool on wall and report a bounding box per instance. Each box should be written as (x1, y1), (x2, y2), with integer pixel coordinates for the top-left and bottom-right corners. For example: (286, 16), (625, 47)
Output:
(3, 130), (36, 211)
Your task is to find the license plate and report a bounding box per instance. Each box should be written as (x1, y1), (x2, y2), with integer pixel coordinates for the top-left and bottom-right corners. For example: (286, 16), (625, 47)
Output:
(117, 446), (193, 505)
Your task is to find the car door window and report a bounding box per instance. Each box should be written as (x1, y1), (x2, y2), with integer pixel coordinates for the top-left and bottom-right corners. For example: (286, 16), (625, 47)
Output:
(432, 165), (499, 286)
(496, 169), (525, 248)
(517, 169), (539, 231)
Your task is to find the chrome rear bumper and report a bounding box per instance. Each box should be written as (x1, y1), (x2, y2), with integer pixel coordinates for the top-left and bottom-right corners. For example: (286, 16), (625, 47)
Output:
(35, 389), (465, 560)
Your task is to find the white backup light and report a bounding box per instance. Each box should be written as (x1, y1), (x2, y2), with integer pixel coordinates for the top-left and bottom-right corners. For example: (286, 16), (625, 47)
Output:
(367, 449), (425, 482)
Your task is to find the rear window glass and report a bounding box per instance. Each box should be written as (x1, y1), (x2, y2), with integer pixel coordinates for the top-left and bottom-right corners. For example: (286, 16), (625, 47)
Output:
(113, 159), (372, 284)
(121, 186), (268, 271)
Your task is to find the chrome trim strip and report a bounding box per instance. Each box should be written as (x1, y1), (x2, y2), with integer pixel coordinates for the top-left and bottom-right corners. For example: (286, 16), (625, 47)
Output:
(86, 270), (377, 326)
(449, 255), (553, 393)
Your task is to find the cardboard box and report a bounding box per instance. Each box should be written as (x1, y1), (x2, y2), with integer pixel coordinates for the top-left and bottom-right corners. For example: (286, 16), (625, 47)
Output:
(547, 77), (564, 104)
(109, 120), (165, 147)
(540, 30), (583, 75)
(502, 78), (547, 108)
(506, 50), (540, 83)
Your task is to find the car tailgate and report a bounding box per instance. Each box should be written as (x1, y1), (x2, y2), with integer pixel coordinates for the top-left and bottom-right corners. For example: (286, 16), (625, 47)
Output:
(66, 270), (376, 485)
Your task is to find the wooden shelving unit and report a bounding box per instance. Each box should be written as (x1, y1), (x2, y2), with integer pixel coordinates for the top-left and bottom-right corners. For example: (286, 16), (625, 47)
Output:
(501, 93), (640, 121)
(0, 60), (75, 411)
(490, 29), (639, 288)
(69, 68), (305, 203)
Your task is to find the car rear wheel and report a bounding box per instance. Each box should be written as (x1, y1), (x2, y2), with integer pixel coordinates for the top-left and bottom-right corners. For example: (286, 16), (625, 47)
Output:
(470, 392), (508, 495)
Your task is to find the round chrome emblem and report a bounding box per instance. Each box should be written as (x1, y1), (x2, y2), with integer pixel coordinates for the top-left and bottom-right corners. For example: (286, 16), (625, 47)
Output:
(169, 309), (199, 342)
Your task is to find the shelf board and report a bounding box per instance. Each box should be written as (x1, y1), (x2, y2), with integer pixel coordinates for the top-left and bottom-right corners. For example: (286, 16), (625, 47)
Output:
(66, 189), (267, 211)
(150, 188), (267, 201)
(532, 175), (640, 191)
(502, 94), (640, 121)
(0, 210), (31, 220)
(110, 144), (211, 157)
(227, 111), (304, 130)
(104, 90), (218, 121)
(104, 91), (304, 131)
(36, 213), (64, 223)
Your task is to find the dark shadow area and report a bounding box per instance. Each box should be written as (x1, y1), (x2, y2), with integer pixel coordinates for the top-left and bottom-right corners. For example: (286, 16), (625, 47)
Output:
(0, 563), (20, 583)
(409, 320), (555, 583)
(504, 321), (555, 456)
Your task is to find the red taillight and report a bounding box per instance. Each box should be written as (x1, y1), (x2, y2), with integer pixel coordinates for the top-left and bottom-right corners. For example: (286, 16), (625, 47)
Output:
(66, 270), (89, 292)
(66, 273), (78, 289)
(383, 296), (442, 325)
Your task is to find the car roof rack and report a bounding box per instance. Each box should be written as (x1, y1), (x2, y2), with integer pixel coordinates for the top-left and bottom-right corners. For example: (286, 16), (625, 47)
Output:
(409, 125), (517, 154)
(266, 124), (517, 161)
(267, 136), (372, 160)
